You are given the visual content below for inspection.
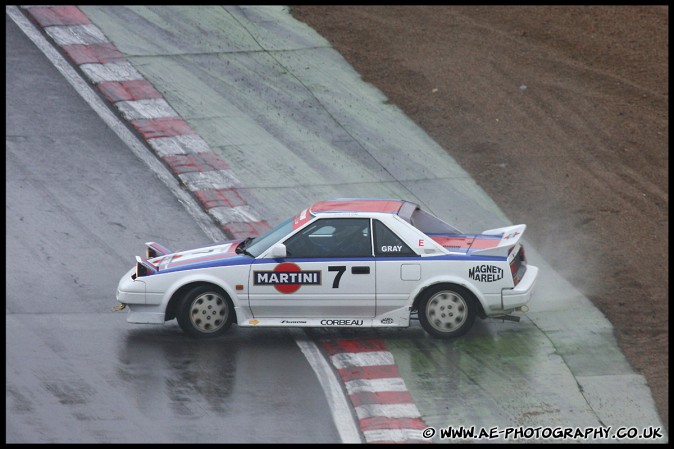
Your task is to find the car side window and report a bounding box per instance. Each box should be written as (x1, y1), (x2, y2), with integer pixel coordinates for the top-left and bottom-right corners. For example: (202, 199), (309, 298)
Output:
(373, 220), (417, 257)
(284, 218), (372, 258)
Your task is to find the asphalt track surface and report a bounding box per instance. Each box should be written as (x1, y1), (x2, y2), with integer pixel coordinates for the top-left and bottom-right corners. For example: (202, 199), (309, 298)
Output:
(5, 12), (340, 444)
(6, 6), (666, 444)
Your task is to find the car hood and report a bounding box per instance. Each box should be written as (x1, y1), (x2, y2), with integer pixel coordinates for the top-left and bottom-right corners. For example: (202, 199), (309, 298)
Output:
(149, 239), (250, 274)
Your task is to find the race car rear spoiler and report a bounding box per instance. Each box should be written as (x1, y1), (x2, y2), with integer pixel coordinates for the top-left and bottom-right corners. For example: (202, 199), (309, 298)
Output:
(471, 224), (527, 257)
(145, 241), (173, 259)
(135, 255), (158, 278)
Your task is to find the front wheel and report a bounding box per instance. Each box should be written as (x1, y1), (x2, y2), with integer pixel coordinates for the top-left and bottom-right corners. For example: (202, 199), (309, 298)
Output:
(417, 285), (477, 339)
(176, 285), (234, 338)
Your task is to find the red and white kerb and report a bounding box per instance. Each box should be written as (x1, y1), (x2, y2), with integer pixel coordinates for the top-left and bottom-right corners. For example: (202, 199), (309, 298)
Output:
(22, 5), (271, 239)
(322, 339), (431, 443)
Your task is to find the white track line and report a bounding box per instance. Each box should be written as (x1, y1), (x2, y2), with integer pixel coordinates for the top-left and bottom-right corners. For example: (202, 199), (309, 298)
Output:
(291, 330), (363, 443)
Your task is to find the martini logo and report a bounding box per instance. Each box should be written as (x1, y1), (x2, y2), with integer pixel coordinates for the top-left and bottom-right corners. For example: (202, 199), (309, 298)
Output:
(254, 262), (321, 293)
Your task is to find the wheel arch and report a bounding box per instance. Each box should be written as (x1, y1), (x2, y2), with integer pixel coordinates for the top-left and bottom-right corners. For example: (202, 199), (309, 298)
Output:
(164, 280), (237, 322)
(412, 281), (487, 319)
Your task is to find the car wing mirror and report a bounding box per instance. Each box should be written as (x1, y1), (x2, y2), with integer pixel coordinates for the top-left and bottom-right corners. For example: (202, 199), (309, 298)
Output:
(270, 243), (287, 258)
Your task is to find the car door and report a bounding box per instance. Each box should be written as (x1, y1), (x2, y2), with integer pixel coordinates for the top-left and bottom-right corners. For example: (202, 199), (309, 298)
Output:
(372, 219), (422, 316)
(248, 217), (375, 318)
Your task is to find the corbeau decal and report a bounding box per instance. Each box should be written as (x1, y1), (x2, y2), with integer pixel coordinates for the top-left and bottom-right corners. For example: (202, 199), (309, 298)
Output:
(468, 265), (504, 282)
(254, 262), (321, 293)
(320, 319), (364, 326)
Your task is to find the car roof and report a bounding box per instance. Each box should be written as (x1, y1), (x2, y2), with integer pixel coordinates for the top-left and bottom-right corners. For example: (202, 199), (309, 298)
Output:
(309, 198), (413, 216)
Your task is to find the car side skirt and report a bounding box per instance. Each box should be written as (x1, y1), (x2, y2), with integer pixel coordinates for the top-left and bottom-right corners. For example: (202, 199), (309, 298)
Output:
(238, 306), (412, 328)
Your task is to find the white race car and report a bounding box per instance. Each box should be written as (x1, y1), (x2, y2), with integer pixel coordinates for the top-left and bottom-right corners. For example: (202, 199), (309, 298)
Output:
(115, 199), (538, 338)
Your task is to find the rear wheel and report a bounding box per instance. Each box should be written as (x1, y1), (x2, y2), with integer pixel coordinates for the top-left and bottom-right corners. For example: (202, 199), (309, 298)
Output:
(418, 285), (477, 339)
(176, 285), (233, 338)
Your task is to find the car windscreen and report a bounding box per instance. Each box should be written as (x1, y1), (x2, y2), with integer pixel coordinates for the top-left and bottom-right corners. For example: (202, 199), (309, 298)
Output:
(245, 217), (294, 257)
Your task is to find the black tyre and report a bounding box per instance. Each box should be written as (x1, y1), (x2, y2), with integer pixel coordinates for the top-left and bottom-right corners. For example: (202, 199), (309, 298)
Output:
(417, 285), (477, 339)
(176, 285), (234, 338)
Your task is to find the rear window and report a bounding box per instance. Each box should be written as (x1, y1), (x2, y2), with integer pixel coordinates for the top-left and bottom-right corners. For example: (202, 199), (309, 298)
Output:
(373, 220), (417, 257)
(409, 208), (461, 234)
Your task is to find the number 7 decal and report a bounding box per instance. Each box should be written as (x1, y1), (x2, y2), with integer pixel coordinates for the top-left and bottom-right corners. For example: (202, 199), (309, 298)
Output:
(328, 266), (346, 288)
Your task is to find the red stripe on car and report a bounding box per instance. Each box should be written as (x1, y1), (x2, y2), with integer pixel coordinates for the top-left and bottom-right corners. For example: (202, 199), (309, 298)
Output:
(311, 199), (405, 214)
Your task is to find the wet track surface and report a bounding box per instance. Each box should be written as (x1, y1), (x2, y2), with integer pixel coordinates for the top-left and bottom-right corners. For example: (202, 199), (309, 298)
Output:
(6, 6), (666, 444)
(5, 14), (339, 443)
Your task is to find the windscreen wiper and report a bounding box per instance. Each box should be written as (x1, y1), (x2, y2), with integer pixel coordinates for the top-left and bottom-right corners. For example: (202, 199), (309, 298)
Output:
(235, 236), (255, 256)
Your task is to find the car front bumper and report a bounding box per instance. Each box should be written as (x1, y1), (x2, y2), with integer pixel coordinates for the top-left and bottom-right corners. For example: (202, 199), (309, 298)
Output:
(116, 267), (146, 304)
(124, 304), (166, 324)
(116, 268), (164, 324)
